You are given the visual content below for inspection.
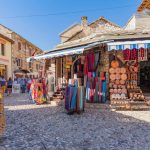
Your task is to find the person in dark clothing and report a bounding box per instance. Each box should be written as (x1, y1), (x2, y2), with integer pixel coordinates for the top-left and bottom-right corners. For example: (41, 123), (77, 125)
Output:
(7, 77), (13, 96)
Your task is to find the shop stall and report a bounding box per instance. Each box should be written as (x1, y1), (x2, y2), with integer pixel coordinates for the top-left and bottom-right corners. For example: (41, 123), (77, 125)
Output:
(108, 40), (150, 108)
(27, 41), (110, 113)
(64, 44), (109, 114)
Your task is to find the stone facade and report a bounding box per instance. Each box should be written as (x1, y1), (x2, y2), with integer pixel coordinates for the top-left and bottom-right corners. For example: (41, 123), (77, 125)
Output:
(0, 24), (43, 78)
(0, 35), (13, 79)
(125, 13), (150, 31)
(11, 32), (43, 76)
(53, 16), (121, 87)
(59, 16), (121, 44)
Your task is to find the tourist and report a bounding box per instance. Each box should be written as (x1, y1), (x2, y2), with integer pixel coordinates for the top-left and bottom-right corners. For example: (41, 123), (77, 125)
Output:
(19, 77), (26, 93)
(1, 76), (6, 94)
(7, 77), (13, 96)
(27, 77), (32, 93)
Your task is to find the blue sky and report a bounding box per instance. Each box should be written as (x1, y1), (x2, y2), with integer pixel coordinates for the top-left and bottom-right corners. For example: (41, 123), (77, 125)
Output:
(0, 0), (141, 50)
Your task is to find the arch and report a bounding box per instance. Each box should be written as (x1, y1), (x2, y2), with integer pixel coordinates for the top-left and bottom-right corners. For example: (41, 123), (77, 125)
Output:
(71, 56), (83, 78)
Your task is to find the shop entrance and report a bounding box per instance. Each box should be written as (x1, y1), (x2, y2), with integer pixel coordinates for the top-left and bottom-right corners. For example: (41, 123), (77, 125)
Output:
(0, 65), (7, 78)
(139, 48), (150, 100)
(140, 60), (150, 93)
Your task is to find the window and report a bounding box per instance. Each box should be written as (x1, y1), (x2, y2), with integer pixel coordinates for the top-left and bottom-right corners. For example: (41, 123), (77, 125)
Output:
(18, 42), (21, 50)
(17, 59), (21, 66)
(29, 62), (32, 68)
(1, 44), (5, 56)
(29, 49), (32, 56)
(20, 59), (23, 67)
(36, 64), (39, 70)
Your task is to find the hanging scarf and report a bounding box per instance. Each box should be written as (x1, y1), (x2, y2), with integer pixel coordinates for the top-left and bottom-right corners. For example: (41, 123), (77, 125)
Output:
(123, 48), (131, 60)
(84, 55), (88, 75)
(139, 47), (147, 61)
(131, 48), (138, 60)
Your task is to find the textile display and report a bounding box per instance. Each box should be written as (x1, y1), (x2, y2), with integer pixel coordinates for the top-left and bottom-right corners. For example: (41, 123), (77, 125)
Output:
(30, 79), (47, 105)
(84, 52), (100, 74)
(86, 73), (107, 103)
(138, 48), (147, 61)
(77, 86), (85, 111)
(123, 48), (147, 62)
(65, 79), (85, 114)
(84, 52), (107, 103)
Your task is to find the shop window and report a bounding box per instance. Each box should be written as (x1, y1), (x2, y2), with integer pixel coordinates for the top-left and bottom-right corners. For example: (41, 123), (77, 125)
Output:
(18, 42), (21, 50)
(1, 44), (5, 56)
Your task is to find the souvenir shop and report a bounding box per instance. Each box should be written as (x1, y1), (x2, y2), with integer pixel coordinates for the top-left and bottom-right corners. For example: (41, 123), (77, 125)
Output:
(107, 40), (150, 103)
(64, 45), (109, 114)
(34, 43), (109, 113)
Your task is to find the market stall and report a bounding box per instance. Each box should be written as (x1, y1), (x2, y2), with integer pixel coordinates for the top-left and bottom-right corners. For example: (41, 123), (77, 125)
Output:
(64, 44), (109, 114)
(108, 40), (150, 109)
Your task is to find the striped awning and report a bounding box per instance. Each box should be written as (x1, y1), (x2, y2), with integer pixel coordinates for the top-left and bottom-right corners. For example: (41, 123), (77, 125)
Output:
(108, 40), (150, 51)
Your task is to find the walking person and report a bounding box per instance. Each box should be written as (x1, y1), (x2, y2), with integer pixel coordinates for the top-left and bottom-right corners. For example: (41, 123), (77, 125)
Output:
(7, 77), (13, 96)
(20, 77), (26, 93)
(1, 76), (6, 94)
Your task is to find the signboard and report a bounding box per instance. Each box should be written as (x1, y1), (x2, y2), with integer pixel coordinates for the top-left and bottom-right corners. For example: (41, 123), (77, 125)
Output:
(12, 84), (20, 94)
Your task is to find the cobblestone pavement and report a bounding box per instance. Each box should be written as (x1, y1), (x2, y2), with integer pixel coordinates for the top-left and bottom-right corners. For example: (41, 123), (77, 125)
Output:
(0, 94), (150, 150)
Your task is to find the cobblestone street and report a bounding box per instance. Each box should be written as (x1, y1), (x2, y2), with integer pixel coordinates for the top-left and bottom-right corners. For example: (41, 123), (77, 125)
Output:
(0, 94), (150, 150)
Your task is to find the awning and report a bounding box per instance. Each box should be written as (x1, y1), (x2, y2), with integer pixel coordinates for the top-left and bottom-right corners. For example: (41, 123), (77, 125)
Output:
(27, 41), (111, 62)
(14, 69), (30, 74)
(27, 46), (84, 62)
(108, 40), (150, 51)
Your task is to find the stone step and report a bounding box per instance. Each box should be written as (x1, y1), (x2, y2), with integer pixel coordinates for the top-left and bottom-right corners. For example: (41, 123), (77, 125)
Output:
(85, 103), (111, 110)
(111, 105), (150, 111)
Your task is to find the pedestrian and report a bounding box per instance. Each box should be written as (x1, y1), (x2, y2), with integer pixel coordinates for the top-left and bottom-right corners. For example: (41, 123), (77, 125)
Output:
(29, 79), (34, 101)
(27, 77), (32, 93)
(1, 76), (6, 94)
(7, 77), (13, 96)
(20, 77), (26, 93)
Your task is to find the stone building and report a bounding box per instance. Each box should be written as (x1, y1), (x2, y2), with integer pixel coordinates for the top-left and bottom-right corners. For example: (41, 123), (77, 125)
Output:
(0, 30), (13, 79)
(0, 24), (43, 78)
(29, 14), (150, 94)
(31, 16), (122, 93)
(11, 32), (43, 77)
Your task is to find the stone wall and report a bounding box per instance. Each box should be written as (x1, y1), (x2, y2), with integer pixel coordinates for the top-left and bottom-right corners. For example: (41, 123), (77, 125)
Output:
(11, 33), (43, 75)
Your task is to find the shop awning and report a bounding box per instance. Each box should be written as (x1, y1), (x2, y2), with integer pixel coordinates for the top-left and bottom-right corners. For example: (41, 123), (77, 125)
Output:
(108, 40), (150, 51)
(27, 41), (111, 62)
(27, 46), (85, 62)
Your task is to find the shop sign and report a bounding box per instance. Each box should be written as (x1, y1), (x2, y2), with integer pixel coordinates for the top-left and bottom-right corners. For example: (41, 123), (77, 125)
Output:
(12, 84), (20, 94)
